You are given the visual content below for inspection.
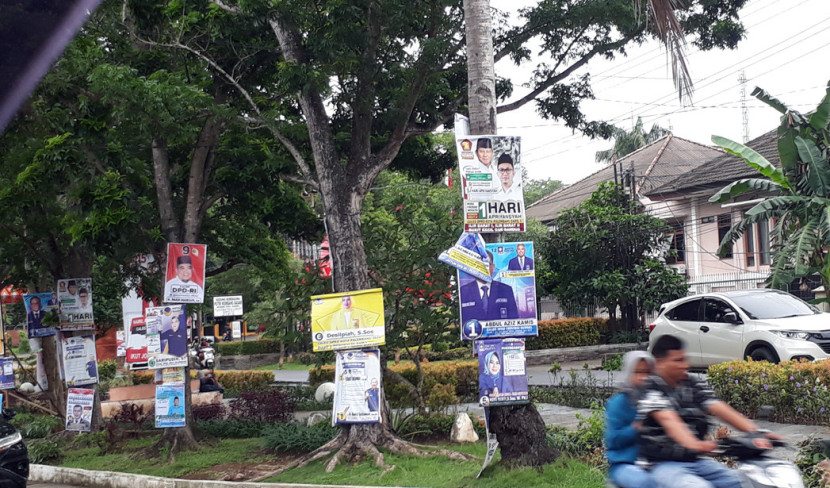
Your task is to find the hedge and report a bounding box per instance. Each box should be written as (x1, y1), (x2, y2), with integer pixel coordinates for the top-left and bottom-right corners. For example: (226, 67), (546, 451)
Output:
(216, 339), (281, 356)
(310, 360), (479, 407)
(130, 369), (273, 392)
(525, 318), (610, 351)
(708, 359), (830, 424)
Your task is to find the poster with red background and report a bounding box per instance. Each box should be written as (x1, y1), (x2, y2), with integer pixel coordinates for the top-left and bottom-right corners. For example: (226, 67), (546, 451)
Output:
(163, 243), (207, 304)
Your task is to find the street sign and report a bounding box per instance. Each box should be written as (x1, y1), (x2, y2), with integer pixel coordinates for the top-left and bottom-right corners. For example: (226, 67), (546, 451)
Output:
(213, 295), (243, 317)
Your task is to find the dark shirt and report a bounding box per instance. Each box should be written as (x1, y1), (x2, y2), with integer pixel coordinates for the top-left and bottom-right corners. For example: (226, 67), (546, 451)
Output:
(86, 361), (97, 379)
(161, 328), (187, 356)
(365, 388), (379, 412)
(636, 374), (718, 462)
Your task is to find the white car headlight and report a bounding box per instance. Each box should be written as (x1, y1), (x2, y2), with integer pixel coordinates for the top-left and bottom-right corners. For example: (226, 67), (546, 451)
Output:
(0, 431), (22, 451)
(771, 330), (812, 340)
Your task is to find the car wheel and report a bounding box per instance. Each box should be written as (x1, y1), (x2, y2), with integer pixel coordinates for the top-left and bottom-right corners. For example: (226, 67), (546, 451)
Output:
(748, 346), (779, 364)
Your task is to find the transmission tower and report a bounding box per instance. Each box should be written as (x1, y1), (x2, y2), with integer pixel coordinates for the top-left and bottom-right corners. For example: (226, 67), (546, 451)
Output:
(739, 70), (750, 143)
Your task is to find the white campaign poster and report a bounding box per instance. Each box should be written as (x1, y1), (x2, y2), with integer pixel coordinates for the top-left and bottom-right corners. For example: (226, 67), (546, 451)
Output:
(116, 330), (126, 357)
(332, 349), (382, 425)
(57, 278), (94, 329)
(231, 320), (242, 340)
(65, 388), (94, 432)
(61, 334), (98, 386)
(145, 305), (188, 369)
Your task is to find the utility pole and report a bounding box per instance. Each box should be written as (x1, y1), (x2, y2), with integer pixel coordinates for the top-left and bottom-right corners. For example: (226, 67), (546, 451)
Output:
(739, 70), (750, 143)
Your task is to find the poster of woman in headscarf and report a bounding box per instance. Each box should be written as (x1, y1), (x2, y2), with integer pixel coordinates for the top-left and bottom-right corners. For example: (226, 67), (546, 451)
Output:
(477, 338), (528, 407)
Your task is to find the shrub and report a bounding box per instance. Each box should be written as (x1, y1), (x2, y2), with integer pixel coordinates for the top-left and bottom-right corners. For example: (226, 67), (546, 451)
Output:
(216, 339), (281, 356)
(296, 352), (316, 365)
(17, 335), (30, 354)
(263, 422), (338, 453)
(28, 438), (62, 464)
(530, 367), (613, 409)
(12, 413), (61, 439)
(708, 359), (830, 424)
(432, 342), (449, 353)
(214, 370), (273, 394)
(216, 341), (242, 356)
(192, 402), (228, 421)
(426, 383), (458, 415)
(98, 360), (117, 382)
(796, 438), (830, 488)
(546, 402), (605, 467)
(391, 412), (485, 441)
(525, 318), (610, 351)
(197, 419), (264, 438)
(229, 389), (296, 423)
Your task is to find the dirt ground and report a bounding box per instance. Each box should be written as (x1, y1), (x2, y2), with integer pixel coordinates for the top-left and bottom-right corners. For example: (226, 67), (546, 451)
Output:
(179, 452), (301, 481)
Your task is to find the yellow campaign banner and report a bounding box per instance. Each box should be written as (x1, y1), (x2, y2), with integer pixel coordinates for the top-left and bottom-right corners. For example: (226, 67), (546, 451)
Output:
(311, 288), (385, 352)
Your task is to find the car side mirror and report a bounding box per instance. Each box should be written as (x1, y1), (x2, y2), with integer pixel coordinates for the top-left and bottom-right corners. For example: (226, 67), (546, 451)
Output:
(724, 312), (741, 324)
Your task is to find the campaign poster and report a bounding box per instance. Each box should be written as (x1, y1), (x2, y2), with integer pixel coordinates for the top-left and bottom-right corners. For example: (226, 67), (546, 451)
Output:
(455, 135), (525, 232)
(57, 278), (94, 329)
(332, 349), (382, 425)
(477, 338), (529, 407)
(61, 334), (98, 387)
(458, 242), (538, 340)
(437, 232), (491, 282)
(231, 320), (241, 340)
(0, 358), (14, 390)
(155, 384), (186, 428)
(125, 316), (148, 364)
(311, 288), (385, 352)
(163, 243), (207, 304)
(213, 295), (243, 317)
(161, 367), (185, 384)
(23, 293), (58, 338)
(65, 388), (94, 432)
(145, 305), (188, 369)
(116, 330), (126, 357)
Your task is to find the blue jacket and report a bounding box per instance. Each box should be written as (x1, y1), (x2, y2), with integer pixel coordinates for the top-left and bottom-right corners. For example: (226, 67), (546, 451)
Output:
(605, 392), (639, 466)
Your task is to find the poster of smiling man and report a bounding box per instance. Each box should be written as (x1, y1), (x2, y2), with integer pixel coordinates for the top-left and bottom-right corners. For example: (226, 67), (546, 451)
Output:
(477, 338), (528, 407)
(145, 305), (188, 369)
(23, 292), (58, 338)
(310, 288), (384, 352)
(57, 278), (94, 329)
(164, 243), (207, 304)
(61, 334), (98, 387)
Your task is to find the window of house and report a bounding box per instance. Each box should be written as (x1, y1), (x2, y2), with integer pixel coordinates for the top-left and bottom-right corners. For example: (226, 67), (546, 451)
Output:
(758, 220), (771, 265)
(666, 222), (685, 264)
(717, 214), (733, 258)
(745, 220), (772, 267)
(745, 223), (756, 267)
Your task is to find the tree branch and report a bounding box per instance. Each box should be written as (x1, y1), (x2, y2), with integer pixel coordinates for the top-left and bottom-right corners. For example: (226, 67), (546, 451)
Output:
(208, 0), (241, 14)
(205, 258), (243, 277)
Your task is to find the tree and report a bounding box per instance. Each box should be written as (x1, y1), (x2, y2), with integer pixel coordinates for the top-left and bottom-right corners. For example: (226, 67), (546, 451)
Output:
(710, 82), (830, 293)
(595, 117), (670, 164)
(523, 178), (564, 206)
(542, 183), (688, 331)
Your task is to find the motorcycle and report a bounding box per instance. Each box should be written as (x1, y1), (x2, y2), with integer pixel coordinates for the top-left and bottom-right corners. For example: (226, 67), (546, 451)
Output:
(0, 410), (28, 488)
(189, 340), (216, 370)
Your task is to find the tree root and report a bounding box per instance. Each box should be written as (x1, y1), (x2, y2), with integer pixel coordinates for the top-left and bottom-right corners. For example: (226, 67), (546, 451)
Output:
(251, 425), (478, 482)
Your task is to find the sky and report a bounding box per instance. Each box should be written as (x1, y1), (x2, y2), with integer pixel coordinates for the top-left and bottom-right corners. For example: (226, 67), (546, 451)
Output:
(492, 0), (830, 185)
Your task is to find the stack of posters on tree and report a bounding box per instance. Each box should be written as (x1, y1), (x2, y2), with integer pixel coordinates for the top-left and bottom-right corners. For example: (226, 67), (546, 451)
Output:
(155, 384), (186, 428)
(125, 316), (148, 365)
(438, 232), (491, 282)
(116, 330), (126, 357)
(455, 135), (525, 232)
(23, 293), (58, 338)
(65, 388), (94, 432)
(459, 242), (538, 340)
(477, 338), (528, 406)
(0, 358), (14, 390)
(61, 334), (98, 386)
(145, 305), (188, 369)
(164, 243), (206, 304)
(332, 349), (382, 425)
(57, 278), (94, 329)
(311, 289), (385, 352)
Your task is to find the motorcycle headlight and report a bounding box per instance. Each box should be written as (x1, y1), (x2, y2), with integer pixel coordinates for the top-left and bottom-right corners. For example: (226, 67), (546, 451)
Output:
(771, 330), (812, 340)
(0, 431), (22, 451)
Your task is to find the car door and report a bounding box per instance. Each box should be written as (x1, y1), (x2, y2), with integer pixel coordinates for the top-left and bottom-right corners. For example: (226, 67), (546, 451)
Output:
(663, 298), (704, 365)
(698, 298), (744, 366)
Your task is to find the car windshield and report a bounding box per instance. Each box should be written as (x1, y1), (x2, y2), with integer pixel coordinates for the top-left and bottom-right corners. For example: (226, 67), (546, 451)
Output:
(729, 293), (820, 320)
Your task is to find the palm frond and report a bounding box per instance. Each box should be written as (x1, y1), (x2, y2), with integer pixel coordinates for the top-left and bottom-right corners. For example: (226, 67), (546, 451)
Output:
(638, 0), (692, 103)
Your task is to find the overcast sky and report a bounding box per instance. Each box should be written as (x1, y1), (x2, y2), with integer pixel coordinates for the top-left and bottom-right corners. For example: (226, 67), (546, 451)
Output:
(491, 0), (830, 184)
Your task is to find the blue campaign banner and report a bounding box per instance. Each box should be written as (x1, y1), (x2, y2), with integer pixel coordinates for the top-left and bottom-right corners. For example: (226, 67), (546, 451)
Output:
(0, 358), (14, 390)
(477, 338), (529, 406)
(155, 384), (186, 428)
(438, 233), (492, 283)
(23, 293), (58, 338)
(458, 241), (538, 340)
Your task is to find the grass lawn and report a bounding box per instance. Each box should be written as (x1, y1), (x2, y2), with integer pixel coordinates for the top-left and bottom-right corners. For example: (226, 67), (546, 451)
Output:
(267, 442), (605, 488)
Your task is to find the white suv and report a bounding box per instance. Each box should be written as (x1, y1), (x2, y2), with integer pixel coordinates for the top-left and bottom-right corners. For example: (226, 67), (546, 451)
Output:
(648, 289), (830, 367)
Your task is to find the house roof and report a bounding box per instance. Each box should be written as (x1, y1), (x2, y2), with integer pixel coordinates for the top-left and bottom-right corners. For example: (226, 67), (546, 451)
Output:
(645, 129), (780, 199)
(525, 134), (721, 224)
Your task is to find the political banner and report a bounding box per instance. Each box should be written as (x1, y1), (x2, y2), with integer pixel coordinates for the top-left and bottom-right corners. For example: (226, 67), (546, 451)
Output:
(438, 232), (491, 282)
(311, 288), (385, 352)
(459, 241), (538, 341)
(477, 338), (529, 407)
(0, 358), (14, 390)
(57, 278), (94, 329)
(161, 367), (185, 384)
(213, 295), (243, 317)
(164, 243), (207, 304)
(332, 349), (382, 425)
(23, 293), (58, 338)
(231, 320), (241, 340)
(61, 334), (98, 387)
(145, 305), (188, 369)
(155, 384), (186, 428)
(455, 135), (525, 233)
(125, 316), (148, 365)
(0, 311), (5, 356)
(65, 388), (94, 432)
(116, 330), (126, 357)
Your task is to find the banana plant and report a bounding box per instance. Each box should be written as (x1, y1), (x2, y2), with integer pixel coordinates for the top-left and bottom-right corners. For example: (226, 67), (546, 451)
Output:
(709, 81), (830, 293)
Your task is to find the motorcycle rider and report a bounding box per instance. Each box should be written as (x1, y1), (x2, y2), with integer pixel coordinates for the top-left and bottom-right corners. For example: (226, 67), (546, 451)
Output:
(638, 335), (781, 488)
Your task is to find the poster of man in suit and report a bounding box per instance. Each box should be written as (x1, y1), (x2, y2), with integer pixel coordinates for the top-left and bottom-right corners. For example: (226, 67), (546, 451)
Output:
(459, 242), (537, 340)
(145, 305), (188, 369)
(311, 288), (384, 352)
(57, 278), (94, 329)
(163, 243), (207, 304)
(24, 293), (58, 338)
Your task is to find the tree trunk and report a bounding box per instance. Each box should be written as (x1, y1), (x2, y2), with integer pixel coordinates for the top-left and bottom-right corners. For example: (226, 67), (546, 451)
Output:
(489, 404), (558, 467)
(41, 335), (66, 417)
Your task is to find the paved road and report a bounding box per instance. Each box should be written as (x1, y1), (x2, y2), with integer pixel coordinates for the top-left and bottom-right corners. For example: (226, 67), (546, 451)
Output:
(30, 484), (84, 487)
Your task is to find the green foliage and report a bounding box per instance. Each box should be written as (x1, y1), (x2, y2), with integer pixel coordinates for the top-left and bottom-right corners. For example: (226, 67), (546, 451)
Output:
(12, 413), (61, 439)
(530, 367), (613, 409)
(215, 339), (281, 356)
(27, 437), (63, 464)
(710, 82), (830, 292)
(17, 335), (30, 354)
(796, 438), (830, 488)
(523, 178), (564, 206)
(601, 354), (623, 371)
(426, 384), (459, 415)
(196, 419), (266, 439)
(432, 342), (449, 353)
(595, 118), (670, 163)
(525, 318), (610, 350)
(97, 360), (117, 382)
(546, 402), (606, 467)
(262, 422), (339, 453)
(542, 183), (688, 330)
(391, 412), (486, 441)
